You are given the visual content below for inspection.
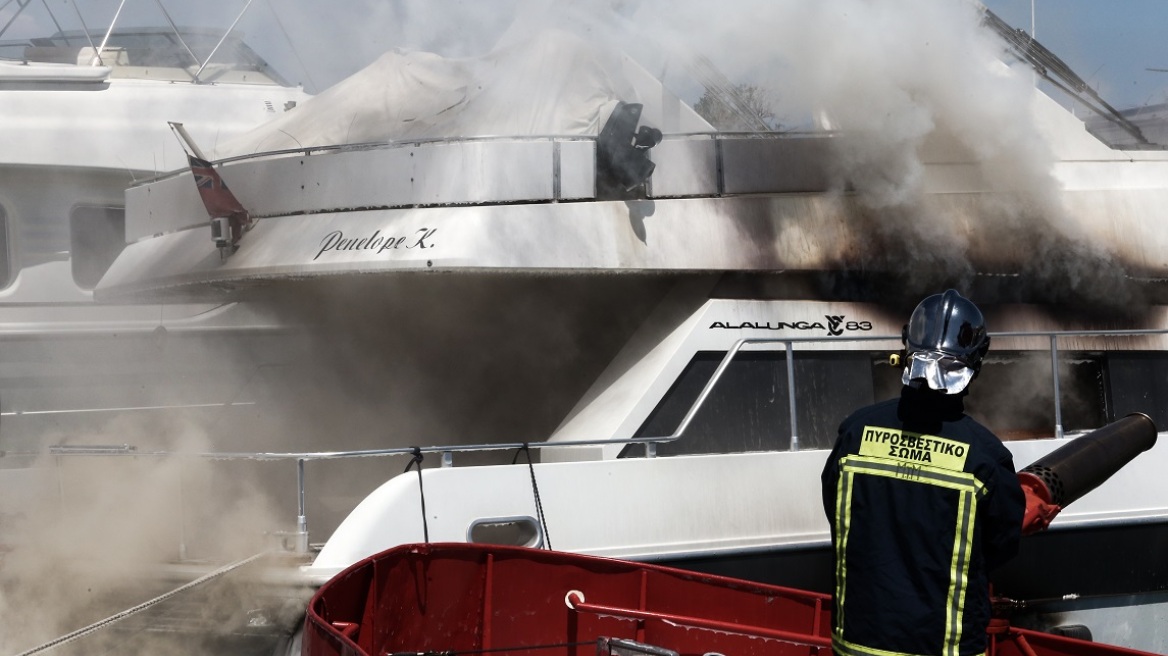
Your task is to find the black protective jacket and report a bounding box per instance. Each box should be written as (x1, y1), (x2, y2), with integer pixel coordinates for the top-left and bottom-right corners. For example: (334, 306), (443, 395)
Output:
(821, 386), (1025, 656)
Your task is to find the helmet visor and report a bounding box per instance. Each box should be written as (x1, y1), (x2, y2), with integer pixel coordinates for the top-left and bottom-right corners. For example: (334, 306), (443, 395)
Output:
(902, 350), (975, 394)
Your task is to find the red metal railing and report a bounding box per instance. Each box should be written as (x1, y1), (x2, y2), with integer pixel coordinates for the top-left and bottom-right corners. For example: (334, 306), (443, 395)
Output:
(565, 590), (832, 650)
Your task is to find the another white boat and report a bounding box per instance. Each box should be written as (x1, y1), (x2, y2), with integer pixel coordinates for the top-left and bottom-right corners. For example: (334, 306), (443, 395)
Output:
(0, 5), (313, 653)
(0, 5), (311, 456)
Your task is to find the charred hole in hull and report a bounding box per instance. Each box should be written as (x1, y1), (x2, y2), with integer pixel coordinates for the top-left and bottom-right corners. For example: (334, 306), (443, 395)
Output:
(595, 101), (660, 200)
(627, 349), (1114, 456)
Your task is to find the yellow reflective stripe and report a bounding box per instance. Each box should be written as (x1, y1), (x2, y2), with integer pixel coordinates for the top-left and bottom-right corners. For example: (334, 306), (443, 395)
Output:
(834, 467), (856, 632)
(836, 455), (982, 656)
(833, 633), (934, 656)
(944, 487), (977, 656)
(858, 425), (970, 471)
(841, 455), (986, 496)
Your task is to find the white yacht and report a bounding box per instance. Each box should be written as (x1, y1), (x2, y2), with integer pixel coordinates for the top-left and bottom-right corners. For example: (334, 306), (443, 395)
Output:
(0, 6), (311, 456)
(0, 6), (312, 653)
(12, 3), (1168, 654)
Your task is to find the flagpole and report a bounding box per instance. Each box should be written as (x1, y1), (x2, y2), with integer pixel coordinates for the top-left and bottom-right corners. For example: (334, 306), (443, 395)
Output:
(168, 122), (208, 161)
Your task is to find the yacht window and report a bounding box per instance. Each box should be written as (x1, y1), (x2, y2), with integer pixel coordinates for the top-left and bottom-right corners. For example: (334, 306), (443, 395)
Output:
(70, 205), (125, 290)
(20, 207), (68, 270)
(0, 205), (11, 289)
(969, 353), (1105, 440)
(630, 348), (1108, 457)
(28, 29), (290, 86)
(1103, 353), (1168, 429)
(632, 351), (890, 456)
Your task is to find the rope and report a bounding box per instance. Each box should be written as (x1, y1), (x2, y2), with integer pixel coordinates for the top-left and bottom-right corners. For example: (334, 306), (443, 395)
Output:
(405, 446), (429, 543)
(513, 444), (551, 550)
(15, 552), (268, 656)
(389, 639), (595, 656)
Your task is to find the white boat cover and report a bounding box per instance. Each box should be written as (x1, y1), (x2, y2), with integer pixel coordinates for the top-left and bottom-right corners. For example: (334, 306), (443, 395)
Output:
(212, 30), (630, 158)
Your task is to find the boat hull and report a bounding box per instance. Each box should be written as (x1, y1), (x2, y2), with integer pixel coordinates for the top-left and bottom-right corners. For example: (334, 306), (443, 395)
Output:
(305, 542), (832, 656)
(303, 543), (1159, 656)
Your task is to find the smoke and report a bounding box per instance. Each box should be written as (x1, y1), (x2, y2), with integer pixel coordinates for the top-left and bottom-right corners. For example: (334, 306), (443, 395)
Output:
(0, 303), (318, 652)
(0, 430), (296, 654)
(610, 0), (1146, 311)
(256, 273), (671, 451)
(210, 0), (521, 94)
(968, 351), (1108, 440)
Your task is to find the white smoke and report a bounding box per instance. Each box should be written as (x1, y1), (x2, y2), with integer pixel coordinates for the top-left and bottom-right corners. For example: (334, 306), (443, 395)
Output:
(606, 0), (1141, 309)
(0, 431), (291, 653)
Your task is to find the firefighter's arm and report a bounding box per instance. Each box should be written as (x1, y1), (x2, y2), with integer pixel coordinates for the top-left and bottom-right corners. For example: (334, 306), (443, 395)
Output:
(982, 456), (1026, 570)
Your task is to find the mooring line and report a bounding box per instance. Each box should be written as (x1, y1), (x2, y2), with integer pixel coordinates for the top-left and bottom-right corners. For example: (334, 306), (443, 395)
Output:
(15, 551), (268, 656)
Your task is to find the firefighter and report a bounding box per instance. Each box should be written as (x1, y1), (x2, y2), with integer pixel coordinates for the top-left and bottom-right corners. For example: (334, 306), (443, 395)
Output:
(821, 289), (1025, 656)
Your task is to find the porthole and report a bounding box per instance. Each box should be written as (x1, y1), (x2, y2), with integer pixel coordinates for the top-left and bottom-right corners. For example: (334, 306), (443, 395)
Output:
(467, 516), (541, 548)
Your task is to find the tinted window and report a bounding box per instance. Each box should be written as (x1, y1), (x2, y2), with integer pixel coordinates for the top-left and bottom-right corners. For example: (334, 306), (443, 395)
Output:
(632, 351), (889, 456)
(632, 348), (1109, 456)
(1103, 353), (1168, 429)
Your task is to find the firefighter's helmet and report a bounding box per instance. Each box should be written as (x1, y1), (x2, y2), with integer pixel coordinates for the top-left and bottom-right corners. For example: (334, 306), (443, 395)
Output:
(901, 289), (990, 394)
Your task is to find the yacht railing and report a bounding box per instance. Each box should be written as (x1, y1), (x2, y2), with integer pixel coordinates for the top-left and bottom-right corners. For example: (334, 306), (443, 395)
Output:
(123, 129), (846, 242)
(207, 130), (834, 165)
(32, 325), (1168, 555)
(133, 129), (835, 198)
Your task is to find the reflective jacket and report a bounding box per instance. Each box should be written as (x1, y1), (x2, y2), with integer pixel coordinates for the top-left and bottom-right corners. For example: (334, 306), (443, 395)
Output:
(821, 385), (1025, 656)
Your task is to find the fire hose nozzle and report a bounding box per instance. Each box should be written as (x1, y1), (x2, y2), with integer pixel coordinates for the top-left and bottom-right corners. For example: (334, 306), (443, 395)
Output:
(1017, 413), (1156, 534)
(1018, 471), (1061, 535)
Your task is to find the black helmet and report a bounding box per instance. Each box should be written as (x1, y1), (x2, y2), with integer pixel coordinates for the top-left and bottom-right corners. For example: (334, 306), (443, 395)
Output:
(902, 289), (990, 373)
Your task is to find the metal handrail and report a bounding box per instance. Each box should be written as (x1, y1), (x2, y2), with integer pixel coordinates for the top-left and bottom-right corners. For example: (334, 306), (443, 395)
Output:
(37, 325), (1168, 554)
(135, 129), (837, 190)
(208, 130), (833, 168)
(134, 134), (600, 186)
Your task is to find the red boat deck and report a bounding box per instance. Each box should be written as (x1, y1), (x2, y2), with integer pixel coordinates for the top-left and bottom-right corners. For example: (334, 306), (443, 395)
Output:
(303, 543), (1156, 656)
